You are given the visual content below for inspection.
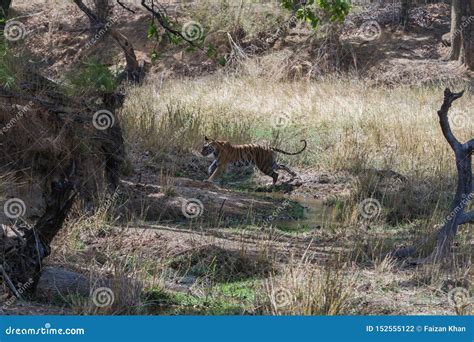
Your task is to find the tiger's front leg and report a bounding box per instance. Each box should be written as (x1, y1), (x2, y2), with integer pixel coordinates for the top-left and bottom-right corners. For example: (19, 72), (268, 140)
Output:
(208, 160), (218, 175)
(207, 161), (226, 182)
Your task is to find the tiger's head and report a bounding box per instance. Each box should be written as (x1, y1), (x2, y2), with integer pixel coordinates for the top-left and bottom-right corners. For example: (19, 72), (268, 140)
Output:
(201, 136), (217, 157)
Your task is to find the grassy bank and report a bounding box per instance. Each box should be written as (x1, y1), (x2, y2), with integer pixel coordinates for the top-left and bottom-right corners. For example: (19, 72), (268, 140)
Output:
(121, 75), (472, 176)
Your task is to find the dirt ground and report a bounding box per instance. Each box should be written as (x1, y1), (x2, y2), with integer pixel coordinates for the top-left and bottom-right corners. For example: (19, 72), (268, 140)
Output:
(13, 1), (472, 83)
(1, 0), (472, 315)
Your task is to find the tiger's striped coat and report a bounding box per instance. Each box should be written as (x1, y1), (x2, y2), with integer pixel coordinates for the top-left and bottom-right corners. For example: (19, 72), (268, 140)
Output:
(201, 137), (306, 184)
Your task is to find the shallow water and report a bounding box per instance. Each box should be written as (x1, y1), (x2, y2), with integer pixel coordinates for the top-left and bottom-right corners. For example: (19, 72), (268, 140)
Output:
(253, 192), (337, 233)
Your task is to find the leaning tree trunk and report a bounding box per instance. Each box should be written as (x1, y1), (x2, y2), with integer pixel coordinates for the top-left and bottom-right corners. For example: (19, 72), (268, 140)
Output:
(446, 0), (473, 69)
(447, 0), (463, 60)
(93, 0), (110, 23)
(1, 179), (76, 297)
(73, 0), (142, 83)
(459, 0), (473, 69)
(392, 89), (473, 263)
(400, 0), (411, 31)
(0, 69), (126, 297)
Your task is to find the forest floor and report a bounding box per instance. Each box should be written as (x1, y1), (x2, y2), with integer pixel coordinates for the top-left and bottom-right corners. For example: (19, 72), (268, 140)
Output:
(1, 0), (472, 315)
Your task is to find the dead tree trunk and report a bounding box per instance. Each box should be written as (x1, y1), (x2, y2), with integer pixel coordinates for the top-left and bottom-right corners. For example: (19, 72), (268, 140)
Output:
(392, 88), (472, 263)
(445, 0), (473, 69)
(430, 89), (472, 261)
(459, 0), (473, 69)
(400, 0), (411, 31)
(1, 179), (76, 297)
(94, 0), (111, 23)
(447, 0), (464, 60)
(73, 0), (142, 83)
(0, 75), (126, 296)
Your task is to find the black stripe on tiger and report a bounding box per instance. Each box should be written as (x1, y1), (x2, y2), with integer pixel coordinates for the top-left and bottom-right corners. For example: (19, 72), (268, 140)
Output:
(200, 136), (305, 185)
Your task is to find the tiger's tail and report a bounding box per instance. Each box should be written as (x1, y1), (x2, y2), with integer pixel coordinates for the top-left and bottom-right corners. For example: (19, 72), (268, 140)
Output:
(272, 140), (307, 155)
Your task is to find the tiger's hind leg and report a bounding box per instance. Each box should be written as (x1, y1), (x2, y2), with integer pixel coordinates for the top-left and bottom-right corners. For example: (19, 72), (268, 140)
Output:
(257, 163), (279, 185)
(261, 170), (279, 185)
(271, 171), (279, 185)
(275, 164), (297, 182)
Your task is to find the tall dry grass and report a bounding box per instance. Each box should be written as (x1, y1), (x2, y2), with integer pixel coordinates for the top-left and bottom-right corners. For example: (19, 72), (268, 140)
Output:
(262, 254), (357, 315)
(120, 71), (471, 224)
(181, 0), (287, 39)
(121, 73), (472, 177)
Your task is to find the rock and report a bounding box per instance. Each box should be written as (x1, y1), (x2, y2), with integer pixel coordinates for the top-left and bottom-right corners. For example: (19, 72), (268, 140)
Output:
(36, 267), (91, 299)
(178, 275), (197, 285)
(36, 267), (111, 300)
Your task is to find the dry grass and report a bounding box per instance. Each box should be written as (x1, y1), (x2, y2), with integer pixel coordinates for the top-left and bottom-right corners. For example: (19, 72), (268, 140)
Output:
(33, 72), (473, 316)
(117, 72), (473, 316)
(45, 189), (470, 316)
(69, 258), (145, 315)
(181, 0), (287, 39)
(2, 0), (470, 317)
(262, 254), (357, 315)
(121, 73), (472, 175)
(120, 73), (471, 225)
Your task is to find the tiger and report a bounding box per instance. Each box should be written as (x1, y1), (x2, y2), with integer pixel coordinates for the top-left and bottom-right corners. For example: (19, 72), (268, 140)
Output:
(200, 136), (307, 184)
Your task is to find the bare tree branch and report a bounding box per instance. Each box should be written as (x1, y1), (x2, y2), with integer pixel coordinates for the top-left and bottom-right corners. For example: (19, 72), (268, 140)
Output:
(391, 88), (471, 263)
(466, 138), (474, 153)
(73, 0), (141, 82)
(437, 88), (464, 151)
(73, 0), (99, 26)
(140, 0), (203, 49)
(116, 0), (136, 13)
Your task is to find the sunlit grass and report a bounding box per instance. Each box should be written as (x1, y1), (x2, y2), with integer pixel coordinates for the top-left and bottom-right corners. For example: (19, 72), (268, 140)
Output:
(121, 74), (472, 178)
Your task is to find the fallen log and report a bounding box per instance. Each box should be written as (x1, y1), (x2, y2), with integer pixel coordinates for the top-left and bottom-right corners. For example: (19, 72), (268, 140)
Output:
(1, 178), (76, 297)
(36, 267), (96, 300)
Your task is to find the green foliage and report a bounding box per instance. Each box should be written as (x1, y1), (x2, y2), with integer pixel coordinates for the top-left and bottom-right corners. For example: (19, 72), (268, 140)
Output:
(147, 22), (159, 39)
(64, 61), (117, 96)
(280, 0), (350, 28)
(206, 44), (217, 58)
(0, 42), (24, 90)
(147, 17), (185, 48)
(144, 280), (258, 315)
(151, 50), (158, 62)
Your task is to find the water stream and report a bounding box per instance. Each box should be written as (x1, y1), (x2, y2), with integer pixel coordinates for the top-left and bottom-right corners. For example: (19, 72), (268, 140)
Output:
(253, 192), (338, 233)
